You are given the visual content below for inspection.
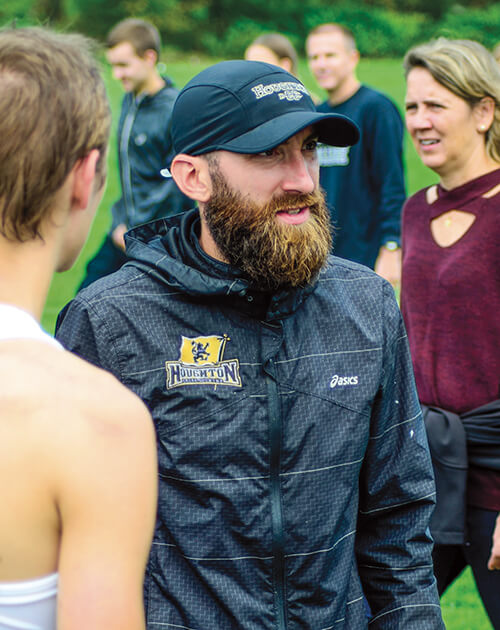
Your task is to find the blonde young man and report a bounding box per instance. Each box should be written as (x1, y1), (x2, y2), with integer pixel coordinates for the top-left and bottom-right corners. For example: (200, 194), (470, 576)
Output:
(306, 23), (405, 287)
(0, 27), (157, 630)
(58, 60), (443, 628)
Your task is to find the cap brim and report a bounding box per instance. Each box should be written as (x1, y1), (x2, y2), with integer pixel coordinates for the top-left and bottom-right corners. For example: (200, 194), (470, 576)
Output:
(217, 111), (359, 154)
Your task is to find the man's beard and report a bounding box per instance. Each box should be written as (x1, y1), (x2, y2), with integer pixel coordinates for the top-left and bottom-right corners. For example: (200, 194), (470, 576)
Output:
(203, 164), (332, 292)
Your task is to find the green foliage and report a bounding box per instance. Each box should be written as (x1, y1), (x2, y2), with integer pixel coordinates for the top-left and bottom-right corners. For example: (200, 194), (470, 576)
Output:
(0, 0), (37, 27)
(33, 0), (65, 22)
(4, 0), (500, 57)
(71, 0), (127, 39)
(304, 4), (431, 57)
(431, 4), (500, 50)
(200, 17), (301, 58)
(364, 0), (455, 20)
(127, 0), (210, 52)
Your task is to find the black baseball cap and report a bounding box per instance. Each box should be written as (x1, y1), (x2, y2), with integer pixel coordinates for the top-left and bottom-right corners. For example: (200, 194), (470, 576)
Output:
(163, 60), (359, 172)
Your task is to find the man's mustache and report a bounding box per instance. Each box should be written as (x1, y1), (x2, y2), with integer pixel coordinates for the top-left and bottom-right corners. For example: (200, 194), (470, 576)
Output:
(253, 190), (326, 220)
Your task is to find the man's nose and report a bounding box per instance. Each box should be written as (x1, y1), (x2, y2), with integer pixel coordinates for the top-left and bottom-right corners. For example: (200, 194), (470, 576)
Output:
(313, 55), (327, 69)
(281, 153), (316, 194)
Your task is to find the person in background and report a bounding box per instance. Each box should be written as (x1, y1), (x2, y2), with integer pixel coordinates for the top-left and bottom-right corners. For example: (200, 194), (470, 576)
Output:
(402, 37), (500, 628)
(245, 32), (299, 76)
(306, 23), (405, 288)
(57, 59), (443, 629)
(80, 17), (190, 289)
(0, 26), (157, 630)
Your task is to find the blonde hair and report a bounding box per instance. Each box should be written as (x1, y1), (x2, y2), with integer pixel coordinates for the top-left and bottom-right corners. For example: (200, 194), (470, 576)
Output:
(404, 38), (500, 163)
(0, 26), (110, 241)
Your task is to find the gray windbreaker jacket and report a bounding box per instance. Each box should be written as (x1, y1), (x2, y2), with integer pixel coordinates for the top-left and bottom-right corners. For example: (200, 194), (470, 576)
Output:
(56, 209), (443, 629)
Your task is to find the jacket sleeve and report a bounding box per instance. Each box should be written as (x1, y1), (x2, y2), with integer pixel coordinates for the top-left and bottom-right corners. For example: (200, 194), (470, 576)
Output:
(56, 295), (119, 377)
(356, 282), (444, 628)
(365, 98), (406, 247)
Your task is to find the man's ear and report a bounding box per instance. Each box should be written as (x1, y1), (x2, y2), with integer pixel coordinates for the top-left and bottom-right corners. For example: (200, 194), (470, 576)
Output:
(170, 154), (212, 203)
(350, 49), (360, 71)
(142, 48), (158, 67)
(70, 149), (100, 210)
(280, 57), (293, 74)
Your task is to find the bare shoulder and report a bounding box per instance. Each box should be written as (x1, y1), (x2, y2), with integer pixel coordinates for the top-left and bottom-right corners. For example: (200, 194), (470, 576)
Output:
(0, 339), (155, 453)
(0, 339), (157, 581)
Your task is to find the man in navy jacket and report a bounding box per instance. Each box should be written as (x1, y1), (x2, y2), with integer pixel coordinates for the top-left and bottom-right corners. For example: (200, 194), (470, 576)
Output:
(57, 61), (443, 629)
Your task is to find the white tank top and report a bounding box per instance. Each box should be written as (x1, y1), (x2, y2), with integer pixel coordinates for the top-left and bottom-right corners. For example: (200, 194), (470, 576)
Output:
(0, 573), (58, 630)
(0, 304), (60, 627)
(0, 305), (60, 347)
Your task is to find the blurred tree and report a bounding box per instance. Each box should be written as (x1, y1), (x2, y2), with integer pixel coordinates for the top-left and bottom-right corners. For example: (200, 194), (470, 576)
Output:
(0, 0), (34, 26)
(72, 0), (127, 39)
(3, 0), (499, 58)
(363, 0), (491, 19)
(33, 0), (65, 22)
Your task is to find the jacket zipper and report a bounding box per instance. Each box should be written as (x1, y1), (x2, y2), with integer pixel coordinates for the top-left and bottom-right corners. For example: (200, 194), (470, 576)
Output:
(266, 362), (287, 630)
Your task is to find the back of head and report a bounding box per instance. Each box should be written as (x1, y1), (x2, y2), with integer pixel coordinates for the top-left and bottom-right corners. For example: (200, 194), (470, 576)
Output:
(0, 26), (111, 242)
(404, 37), (500, 162)
(249, 33), (298, 76)
(106, 18), (161, 58)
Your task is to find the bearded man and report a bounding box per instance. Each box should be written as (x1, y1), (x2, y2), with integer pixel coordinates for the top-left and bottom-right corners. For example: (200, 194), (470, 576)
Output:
(56, 61), (444, 629)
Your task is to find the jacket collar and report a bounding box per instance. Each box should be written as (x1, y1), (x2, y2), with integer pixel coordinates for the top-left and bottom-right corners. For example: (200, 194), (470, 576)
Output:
(125, 209), (317, 321)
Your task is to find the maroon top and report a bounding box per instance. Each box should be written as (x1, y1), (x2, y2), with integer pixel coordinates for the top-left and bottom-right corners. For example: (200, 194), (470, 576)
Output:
(401, 168), (500, 510)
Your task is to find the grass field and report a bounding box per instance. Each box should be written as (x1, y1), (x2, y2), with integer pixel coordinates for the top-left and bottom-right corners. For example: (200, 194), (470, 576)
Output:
(42, 55), (493, 629)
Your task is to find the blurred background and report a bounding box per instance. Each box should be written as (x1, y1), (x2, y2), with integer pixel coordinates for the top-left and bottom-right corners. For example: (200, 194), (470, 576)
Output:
(3, 0), (500, 59)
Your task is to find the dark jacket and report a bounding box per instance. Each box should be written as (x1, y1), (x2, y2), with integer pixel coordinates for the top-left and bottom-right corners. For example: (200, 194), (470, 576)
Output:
(56, 210), (443, 629)
(110, 77), (190, 231)
(423, 400), (500, 544)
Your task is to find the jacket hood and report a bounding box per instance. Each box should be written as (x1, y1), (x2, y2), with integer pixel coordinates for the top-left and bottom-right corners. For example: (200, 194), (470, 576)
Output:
(125, 210), (249, 297)
(124, 209), (316, 319)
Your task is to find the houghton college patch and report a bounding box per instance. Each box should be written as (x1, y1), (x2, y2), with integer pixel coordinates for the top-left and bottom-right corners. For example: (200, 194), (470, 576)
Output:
(165, 334), (242, 390)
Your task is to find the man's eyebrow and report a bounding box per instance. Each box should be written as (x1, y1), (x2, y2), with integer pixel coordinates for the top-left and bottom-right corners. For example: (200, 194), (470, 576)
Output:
(280, 130), (319, 147)
(305, 131), (320, 142)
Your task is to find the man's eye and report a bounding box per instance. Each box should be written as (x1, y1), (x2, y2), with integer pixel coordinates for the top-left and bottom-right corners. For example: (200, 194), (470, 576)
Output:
(304, 140), (318, 151)
(258, 149), (276, 157)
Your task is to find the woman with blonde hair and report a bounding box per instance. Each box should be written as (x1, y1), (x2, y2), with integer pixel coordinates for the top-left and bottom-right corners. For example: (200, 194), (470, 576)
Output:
(401, 37), (500, 626)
